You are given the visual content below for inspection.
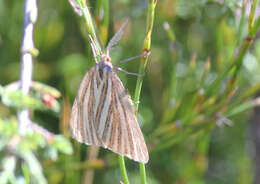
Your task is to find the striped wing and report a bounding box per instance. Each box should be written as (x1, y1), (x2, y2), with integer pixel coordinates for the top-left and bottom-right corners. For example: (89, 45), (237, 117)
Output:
(70, 65), (149, 163)
(70, 66), (101, 145)
(99, 70), (149, 163)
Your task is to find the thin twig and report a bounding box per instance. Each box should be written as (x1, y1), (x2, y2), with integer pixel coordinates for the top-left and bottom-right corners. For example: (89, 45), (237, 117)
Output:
(19, 0), (55, 142)
(19, 0), (38, 134)
(83, 146), (100, 184)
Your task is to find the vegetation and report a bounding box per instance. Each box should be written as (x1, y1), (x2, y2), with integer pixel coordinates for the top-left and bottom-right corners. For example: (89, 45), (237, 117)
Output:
(1, 0), (260, 183)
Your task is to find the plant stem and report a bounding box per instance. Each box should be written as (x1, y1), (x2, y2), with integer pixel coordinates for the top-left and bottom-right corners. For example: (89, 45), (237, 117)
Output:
(206, 0), (260, 96)
(134, 1), (157, 184)
(134, 0), (157, 109)
(139, 163), (147, 184)
(76, 0), (102, 55)
(119, 155), (130, 184)
(248, 0), (259, 36)
(18, 0), (56, 140)
(19, 0), (38, 134)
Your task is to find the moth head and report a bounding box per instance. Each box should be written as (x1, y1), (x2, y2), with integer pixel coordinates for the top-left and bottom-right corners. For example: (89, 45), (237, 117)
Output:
(98, 53), (113, 77)
(101, 53), (111, 63)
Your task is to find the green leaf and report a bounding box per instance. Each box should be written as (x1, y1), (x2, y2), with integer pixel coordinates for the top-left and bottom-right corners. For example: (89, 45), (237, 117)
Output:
(0, 118), (18, 138)
(32, 82), (61, 98)
(25, 133), (46, 148)
(1, 82), (60, 113)
(1, 89), (42, 110)
(53, 135), (73, 155)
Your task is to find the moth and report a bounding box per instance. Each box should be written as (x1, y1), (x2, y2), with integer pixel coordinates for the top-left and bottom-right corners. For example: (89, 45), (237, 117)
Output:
(70, 21), (149, 163)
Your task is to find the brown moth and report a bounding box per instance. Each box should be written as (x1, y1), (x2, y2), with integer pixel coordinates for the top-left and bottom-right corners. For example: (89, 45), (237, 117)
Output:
(70, 22), (149, 163)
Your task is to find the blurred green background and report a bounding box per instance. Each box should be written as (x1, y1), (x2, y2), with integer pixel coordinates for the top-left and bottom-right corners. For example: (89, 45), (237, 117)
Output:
(1, 0), (260, 183)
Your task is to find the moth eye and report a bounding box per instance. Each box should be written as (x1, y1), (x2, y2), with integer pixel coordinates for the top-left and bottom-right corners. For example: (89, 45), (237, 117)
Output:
(106, 58), (110, 62)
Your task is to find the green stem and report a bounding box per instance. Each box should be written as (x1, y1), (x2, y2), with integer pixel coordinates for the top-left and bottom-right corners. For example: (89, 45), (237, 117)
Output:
(139, 163), (147, 184)
(134, 0), (157, 108)
(134, 1), (157, 184)
(119, 155), (130, 184)
(248, 0), (259, 36)
(206, 33), (253, 96)
(76, 0), (101, 55)
(206, 0), (260, 96)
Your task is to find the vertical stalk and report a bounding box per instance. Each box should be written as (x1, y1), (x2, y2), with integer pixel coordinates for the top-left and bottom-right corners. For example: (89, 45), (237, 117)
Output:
(139, 163), (147, 184)
(76, 0), (102, 55)
(248, 0), (259, 36)
(119, 155), (130, 184)
(19, 0), (38, 134)
(134, 1), (157, 184)
(134, 0), (157, 109)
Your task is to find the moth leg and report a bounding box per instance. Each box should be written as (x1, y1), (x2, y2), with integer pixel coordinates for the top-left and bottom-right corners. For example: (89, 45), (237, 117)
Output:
(114, 51), (150, 75)
(119, 51), (150, 64)
(115, 67), (144, 77)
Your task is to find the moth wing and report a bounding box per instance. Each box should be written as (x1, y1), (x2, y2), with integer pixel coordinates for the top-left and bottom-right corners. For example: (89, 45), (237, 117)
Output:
(70, 66), (102, 146)
(95, 72), (149, 163)
(71, 66), (149, 163)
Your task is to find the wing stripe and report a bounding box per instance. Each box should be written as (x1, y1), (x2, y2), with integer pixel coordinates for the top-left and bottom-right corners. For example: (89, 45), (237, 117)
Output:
(109, 87), (118, 150)
(78, 97), (86, 142)
(120, 95), (133, 158)
(115, 92), (126, 154)
(111, 112), (118, 151)
(120, 93), (130, 155)
(101, 83), (114, 147)
(71, 100), (79, 140)
(75, 97), (83, 142)
(87, 76), (95, 144)
(73, 68), (95, 143)
(95, 71), (108, 131)
(97, 75), (111, 137)
(93, 71), (100, 117)
(102, 115), (113, 148)
(83, 82), (91, 143)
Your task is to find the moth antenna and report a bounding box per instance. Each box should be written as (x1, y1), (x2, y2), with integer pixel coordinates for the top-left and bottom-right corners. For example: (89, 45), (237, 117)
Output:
(106, 19), (129, 54)
(88, 34), (99, 64)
